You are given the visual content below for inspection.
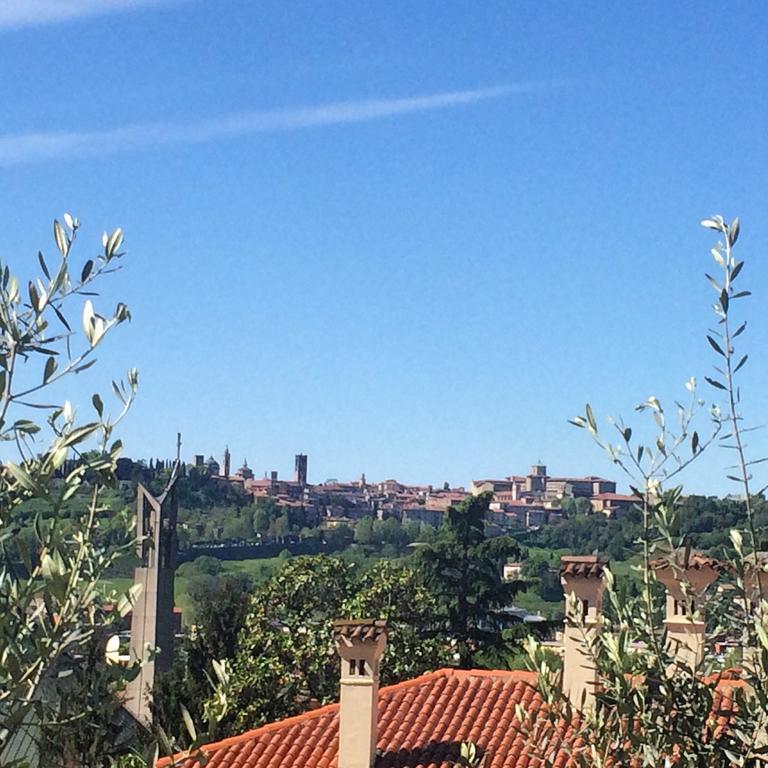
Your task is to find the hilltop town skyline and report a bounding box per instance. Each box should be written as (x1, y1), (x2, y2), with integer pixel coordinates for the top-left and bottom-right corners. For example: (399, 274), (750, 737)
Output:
(128, 441), (737, 498)
(141, 449), (617, 489)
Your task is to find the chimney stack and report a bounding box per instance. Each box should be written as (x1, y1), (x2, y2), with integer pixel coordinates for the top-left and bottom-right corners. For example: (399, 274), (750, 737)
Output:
(743, 553), (768, 614)
(742, 553), (768, 670)
(560, 555), (608, 712)
(652, 553), (724, 670)
(333, 619), (387, 768)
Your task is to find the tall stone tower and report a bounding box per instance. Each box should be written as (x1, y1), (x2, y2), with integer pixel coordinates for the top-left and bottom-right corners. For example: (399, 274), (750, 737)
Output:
(125, 461), (180, 723)
(526, 461), (548, 493)
(294, 453), (308, 486)
(223, 446), (231, 478)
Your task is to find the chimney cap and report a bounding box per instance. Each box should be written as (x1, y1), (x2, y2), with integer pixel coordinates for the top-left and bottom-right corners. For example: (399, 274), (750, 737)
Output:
(560, 555), (608, 578)
(744, 552), (768, 571)
(650, 551), (729, 573)
(333, 618), (387, 642)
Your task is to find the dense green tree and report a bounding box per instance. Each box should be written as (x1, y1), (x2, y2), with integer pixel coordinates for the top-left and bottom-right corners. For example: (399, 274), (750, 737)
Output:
(353, 515), (375, 545)
(403, 520), (422, 543)
(522, 553), (563, 603)
(325, 523), (353, 549)
(224, 555), (451, 733)
(195, 572), (253, 661)
(353, 515), (423, 553)
(226, 556), (353, 729)
(299, 525), (321, 541)
(418, 521), (438, 543)
(173, 469), (249, 510)
(268, 512), (290, 540)
(152, 572), (252, 748)
(285, 505), (310, 531)
(344, 560), (451, 685)
(558, 495), (593, 517)
(527, 509), (641, 559)
(252, 497), (277, 535)
(222, 509), (254, 541)
(375, 516), (410, 552)
(416, 492), (523, 668)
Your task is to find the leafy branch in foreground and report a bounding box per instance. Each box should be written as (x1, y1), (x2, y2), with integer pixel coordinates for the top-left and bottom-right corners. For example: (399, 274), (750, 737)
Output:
(524, 215), (768, 767)
(701, 215), (764, 600)
(0, 215), (141, 767)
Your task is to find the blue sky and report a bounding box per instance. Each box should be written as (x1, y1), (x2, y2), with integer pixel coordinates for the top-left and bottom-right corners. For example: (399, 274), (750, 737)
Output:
(1, 1), (767, 492)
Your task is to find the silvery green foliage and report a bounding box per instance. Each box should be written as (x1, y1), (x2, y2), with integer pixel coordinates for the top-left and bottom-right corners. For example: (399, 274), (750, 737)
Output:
(525, 217), (768, 766)
(0, 216), (139, 765)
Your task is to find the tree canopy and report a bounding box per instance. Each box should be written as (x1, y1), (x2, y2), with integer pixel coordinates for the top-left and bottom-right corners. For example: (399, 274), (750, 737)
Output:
(223, 555), (451, 732)
(416, 492), (524, 668)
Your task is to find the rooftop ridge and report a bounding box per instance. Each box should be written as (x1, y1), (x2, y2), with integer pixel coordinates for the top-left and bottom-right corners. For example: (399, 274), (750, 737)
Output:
(156, 668), (537, 767)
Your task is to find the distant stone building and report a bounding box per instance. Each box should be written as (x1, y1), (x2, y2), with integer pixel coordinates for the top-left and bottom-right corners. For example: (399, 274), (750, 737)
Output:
(590, 492), (639, 518)
(378, 479), (404, 494)
(470, 478), (519, 495)
(295, 453), (308, 486)
(502, 562), (524, 582)
(401, 505), (444, 527)
(236, 459), (254, 481)
(526, 462), (547, 493)
(545, 474), (615, 498)
(471, 463), (616, 502)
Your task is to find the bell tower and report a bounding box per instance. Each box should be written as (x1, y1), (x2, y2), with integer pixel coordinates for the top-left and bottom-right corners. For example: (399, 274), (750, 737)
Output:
(294, 453), (308, 487)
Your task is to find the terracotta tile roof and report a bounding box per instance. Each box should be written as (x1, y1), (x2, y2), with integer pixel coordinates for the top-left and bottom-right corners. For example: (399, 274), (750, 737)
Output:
(560, 555), (608, 578)
(159, 669), (578, 768)
(547, 476), (613, 484)
(590, 493), (639, 502)
(743, 552), (768, 569)
(496, 499), (544, 508)
(333, 618), (387, 642)
(158, 667), (751, 768)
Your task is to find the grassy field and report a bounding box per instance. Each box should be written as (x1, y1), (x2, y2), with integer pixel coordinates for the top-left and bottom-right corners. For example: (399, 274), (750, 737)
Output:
(609, 554), (643, 577)
(101, 549), (644, 625)
(513, 589), (562, 620)
(100, 556), (286, 620)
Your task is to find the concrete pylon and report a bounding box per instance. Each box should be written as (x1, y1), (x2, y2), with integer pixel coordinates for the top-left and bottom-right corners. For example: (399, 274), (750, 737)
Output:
(124, 462), (180, 723)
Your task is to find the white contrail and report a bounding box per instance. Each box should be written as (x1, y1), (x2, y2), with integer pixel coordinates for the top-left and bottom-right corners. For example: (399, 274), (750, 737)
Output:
(0, 0), (175, 29)
(0, 84), (536, 166)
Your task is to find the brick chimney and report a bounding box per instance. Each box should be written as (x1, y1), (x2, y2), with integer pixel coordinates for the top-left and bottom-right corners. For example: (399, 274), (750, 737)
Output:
(652, 552), (725, 669)
(333, 619), (388, 768)
(560, 555), (608, 711)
